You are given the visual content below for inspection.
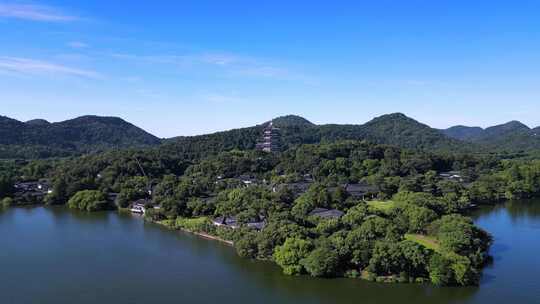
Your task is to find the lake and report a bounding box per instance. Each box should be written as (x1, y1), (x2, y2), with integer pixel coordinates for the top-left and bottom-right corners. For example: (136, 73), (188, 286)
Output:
(1, 199), (539, 304)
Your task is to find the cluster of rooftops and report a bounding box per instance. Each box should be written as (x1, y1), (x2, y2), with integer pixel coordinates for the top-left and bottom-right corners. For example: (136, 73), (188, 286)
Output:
(204, 171), (465, 231)
(127, 172), (380, 231)
(13, 180), (52, 199)
(15, 170), (465, 233)
(211, 207), (346, 231)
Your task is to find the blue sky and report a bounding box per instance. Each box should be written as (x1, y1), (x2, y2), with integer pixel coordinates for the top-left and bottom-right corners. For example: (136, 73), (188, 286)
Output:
(1, 1), (539, 137)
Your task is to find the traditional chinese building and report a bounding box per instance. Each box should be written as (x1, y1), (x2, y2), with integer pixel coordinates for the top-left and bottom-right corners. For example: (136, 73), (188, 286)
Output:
(256, 121), (281, 152)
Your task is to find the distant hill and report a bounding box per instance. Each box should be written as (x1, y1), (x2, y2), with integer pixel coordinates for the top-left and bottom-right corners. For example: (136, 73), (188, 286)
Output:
(25, 119), (51, 126)
(442, 126), (484, 141)
(3, 112), (539, 159)
(0, 115), (161, 158)
(161, 113), (471, 159)
(337, 113), (464, 150)
(272, 115), (315, 128)
(442, 121), (540, 151)
(481, 121), (530, 139)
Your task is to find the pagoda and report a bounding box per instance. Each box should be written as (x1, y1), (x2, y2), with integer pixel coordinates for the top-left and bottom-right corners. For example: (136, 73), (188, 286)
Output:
(256, 121), (281, 152)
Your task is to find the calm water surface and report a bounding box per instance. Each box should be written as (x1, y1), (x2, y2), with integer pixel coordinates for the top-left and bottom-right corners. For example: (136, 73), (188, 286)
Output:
(1, 199), (539, 304)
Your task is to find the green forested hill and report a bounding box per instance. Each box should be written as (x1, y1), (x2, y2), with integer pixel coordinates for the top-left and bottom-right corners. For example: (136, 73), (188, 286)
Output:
(442, 121), (540, 151)
(324, 113), (465, 151)
(0, 115), (160, 158)
(25, 119), (51, 127)
(2, 113), (539, 160)
(161, 113), (471, 159)
(441, 126), (484, 141)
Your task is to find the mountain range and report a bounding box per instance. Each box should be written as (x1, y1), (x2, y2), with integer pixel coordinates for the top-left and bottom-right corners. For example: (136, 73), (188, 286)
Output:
(440, 120), (540, 151)
(1, 113), (539, 159)
(0, 115), (160, 158)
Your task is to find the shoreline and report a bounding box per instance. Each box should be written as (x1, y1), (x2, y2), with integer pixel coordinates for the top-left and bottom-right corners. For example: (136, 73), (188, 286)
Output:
(144, 215), (434, 285)
(147, 217), (234, 246)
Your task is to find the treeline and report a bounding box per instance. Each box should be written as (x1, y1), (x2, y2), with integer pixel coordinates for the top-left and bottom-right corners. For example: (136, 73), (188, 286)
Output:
(42, 149), (190, 207)
(0, 115), (160, 159)
(0, 160), (19, 206)
(469, 160), (540, 203)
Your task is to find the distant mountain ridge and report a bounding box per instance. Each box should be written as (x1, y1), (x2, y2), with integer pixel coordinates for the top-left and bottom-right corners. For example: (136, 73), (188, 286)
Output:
(441, 120), (540, 151)
(442, 126), (484, 141)
(0, 115), (160, 158)
(161, 113), (470, 159)
(25, 119), (51, 126)
(2, 113), (539, 159)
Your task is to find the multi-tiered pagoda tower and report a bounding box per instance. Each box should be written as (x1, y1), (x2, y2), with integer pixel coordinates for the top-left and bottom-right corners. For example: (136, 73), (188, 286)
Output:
(256, 121), (281, 152)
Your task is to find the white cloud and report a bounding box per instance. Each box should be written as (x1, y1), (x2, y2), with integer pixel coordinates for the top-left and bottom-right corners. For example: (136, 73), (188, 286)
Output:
(67, 41), (88, 48)
(0, 56), (100, 78)
(0, 3), (77, 22)
(107, 51), (312, 82)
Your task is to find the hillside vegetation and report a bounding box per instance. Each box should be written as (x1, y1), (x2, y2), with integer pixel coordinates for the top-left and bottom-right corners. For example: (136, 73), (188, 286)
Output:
(442, 121), (540, 151)
(2, 112), (540, 159)
(0, 115), (161, 158)
(161, 113), (472, 160)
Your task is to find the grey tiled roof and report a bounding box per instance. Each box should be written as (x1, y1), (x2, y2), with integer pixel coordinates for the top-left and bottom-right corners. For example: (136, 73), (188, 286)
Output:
(308, 208), (344, 219)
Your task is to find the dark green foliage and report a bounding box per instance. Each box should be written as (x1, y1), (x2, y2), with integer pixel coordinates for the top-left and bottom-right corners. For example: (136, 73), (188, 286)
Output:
(273, 238), (313, 275)
(336, 113), (466, 151)
(428, 214), (491, 257)
(301, 244), (340, 277)
(428, 253), (453, 286)
(342, 203), (369, 227)
(0, 160), (19, 197)
(235, 231), (259, 258)
(443, 121), (540, 152)
(0, 115), (160, 158)
(1, 197), (14, 208)
(117, 176), (149, 208)
(162, 113), (477, 161)
(468, 160), (540, 203)
(256, 219), (308, 258)
(442, 126), (484, 141)
(67, 190), (109, 212)
(0, 175), (14, 198)
(5, 113), (540, 161)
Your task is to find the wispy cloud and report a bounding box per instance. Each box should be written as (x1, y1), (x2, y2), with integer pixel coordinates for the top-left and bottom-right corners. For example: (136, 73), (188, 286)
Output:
(108, 52), (241, 67)
(108, 51), (312, 82)
(0, 3), (77, 22)
(67, 41), (88, 48)
(0, 57), (100, 78)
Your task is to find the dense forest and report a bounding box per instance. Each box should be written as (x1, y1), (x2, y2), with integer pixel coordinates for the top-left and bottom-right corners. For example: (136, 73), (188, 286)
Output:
(0, 115), (160, 158)
(161, 113), (471, 158)
(441, 121), (540, 151)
